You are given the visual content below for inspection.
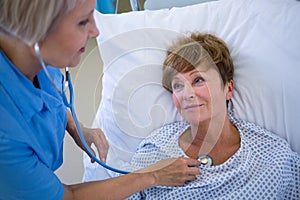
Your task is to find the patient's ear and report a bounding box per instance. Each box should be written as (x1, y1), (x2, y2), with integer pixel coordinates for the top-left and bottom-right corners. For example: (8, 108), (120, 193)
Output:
(225, 80), (234, 100)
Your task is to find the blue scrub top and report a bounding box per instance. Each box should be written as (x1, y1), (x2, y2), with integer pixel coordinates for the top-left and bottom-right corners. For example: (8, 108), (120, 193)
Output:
(0, 49), (67, 199)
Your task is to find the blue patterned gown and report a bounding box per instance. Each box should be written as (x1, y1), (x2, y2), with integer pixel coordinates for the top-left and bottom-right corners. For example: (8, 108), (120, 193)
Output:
(125, 113), (300, 200)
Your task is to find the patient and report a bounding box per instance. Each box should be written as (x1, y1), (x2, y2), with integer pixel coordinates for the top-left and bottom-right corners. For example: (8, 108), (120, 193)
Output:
(125, 33), (300, 199)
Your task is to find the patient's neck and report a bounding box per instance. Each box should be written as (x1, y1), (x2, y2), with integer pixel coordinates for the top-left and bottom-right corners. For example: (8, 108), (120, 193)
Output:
(179, 115), (241, 165)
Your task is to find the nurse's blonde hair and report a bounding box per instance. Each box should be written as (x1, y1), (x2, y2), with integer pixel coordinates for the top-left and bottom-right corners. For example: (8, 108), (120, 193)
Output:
(0, 0), (85, 45)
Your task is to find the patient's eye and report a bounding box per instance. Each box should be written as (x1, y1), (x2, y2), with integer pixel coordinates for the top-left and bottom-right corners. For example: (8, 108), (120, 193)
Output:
(193, 76), (205, 86)
(172, 82), (183, 91)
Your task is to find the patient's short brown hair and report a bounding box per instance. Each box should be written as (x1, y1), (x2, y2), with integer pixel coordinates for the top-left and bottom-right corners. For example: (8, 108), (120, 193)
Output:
(162, 33), (234, 92)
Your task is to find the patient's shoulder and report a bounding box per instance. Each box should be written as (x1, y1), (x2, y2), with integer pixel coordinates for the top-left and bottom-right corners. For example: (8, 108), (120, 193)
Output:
(156, 121), (190, 135)
(150, 121), (189, 138)
(234, 116), (298, 159)
(139, 121), (189, 148)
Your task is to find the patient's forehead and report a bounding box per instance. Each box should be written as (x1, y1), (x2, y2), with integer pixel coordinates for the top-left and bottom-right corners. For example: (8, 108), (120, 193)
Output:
(173, 62), (220, 79)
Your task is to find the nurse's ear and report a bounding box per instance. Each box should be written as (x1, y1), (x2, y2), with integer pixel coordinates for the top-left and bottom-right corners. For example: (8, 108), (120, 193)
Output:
(225, 80), (234, 100)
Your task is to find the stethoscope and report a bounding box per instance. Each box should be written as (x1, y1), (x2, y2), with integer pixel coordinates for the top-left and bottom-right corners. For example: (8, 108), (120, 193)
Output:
(34, 43), (129, 174)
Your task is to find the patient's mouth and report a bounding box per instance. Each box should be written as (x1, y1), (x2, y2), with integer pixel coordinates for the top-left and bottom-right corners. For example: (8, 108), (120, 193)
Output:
(184, 104), (203, 110)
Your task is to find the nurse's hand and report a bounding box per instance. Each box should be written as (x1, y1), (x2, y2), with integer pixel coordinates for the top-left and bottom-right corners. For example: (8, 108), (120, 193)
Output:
(66, 110), (109, 163)
(80, 125), (109, 163)
(135, 157), (200, 186)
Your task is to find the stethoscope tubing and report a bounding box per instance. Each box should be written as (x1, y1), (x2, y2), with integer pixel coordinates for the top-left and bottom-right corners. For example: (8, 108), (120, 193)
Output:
(63, 72), (129, 174)
(34, 43), (129, 174)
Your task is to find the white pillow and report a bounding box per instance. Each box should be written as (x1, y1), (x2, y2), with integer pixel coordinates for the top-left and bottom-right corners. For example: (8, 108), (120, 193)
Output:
(83, 0), (300, 181)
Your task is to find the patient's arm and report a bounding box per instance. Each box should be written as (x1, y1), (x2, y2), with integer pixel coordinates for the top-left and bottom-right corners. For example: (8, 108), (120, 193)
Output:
(66, 110), (109, 162)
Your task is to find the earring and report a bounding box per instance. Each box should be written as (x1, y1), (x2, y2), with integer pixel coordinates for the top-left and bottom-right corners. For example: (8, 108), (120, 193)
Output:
(228, 98), (234, 112)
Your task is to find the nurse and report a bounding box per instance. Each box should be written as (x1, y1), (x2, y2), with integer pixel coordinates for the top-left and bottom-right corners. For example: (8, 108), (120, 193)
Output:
(0, 0), (200, 199)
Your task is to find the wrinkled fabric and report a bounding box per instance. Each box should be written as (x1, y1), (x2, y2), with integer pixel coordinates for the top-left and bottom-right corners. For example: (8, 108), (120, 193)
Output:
(126, 113), (300, 199)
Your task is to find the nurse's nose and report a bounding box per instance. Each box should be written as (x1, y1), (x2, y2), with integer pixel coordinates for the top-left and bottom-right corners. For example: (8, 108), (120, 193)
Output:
(89, 16), (100, 38)
(90, 24), (99, 38)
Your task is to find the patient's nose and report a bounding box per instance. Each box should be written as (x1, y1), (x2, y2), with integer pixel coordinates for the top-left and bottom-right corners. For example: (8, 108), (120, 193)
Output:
(183, 84), (195, 100)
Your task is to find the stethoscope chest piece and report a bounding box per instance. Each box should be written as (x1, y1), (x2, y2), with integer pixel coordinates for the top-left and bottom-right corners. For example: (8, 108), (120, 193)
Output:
(197, 154), (213, 166)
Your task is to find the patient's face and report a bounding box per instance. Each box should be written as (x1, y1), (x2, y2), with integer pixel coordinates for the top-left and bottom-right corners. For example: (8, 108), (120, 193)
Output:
(171, 64), (229, 125)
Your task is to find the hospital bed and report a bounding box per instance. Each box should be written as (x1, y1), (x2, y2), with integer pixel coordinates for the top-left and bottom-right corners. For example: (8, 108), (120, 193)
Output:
(83, 0), (300, 181)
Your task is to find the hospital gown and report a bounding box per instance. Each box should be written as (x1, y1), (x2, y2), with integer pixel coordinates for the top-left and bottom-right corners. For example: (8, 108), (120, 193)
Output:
(126, 113), (300, 199)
